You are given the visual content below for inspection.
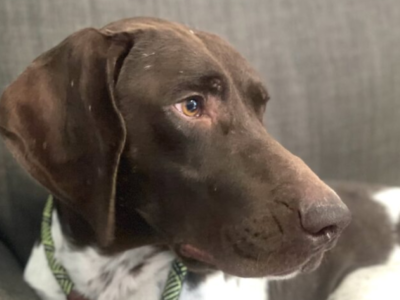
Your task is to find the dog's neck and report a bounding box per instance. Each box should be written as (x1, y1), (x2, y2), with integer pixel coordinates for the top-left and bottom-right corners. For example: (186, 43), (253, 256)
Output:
(25, 207), (270, 300)
(40, 208), (176, 300)
(55, 199), (159, 252)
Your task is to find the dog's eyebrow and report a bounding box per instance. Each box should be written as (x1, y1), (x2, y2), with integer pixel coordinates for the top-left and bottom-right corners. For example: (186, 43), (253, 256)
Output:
(248, 82), (270, 105)
(261, 87), (270, 102)
(173, 73), (226, 97)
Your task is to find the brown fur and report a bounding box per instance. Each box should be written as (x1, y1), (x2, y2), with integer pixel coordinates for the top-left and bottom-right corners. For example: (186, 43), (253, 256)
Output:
(0, 17), (351, 278)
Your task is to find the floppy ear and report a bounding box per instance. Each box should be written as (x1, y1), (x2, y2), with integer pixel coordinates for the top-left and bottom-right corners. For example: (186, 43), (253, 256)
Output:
(0, 28), (134, 246)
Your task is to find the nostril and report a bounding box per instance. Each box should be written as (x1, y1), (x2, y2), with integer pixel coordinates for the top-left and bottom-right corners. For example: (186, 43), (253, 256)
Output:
(299, 203), (351, 238)
(316, 225), (338, 241)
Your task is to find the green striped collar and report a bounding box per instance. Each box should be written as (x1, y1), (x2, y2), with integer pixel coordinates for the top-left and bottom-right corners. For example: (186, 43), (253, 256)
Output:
(41, 196), (187, 300)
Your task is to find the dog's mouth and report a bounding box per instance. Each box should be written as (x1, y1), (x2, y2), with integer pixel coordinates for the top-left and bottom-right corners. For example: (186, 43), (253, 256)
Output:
(175, 243), (328, 277)
(175, 244), (218, 272)
(299, 251), (325, 273)
(179, 244), (215, 264)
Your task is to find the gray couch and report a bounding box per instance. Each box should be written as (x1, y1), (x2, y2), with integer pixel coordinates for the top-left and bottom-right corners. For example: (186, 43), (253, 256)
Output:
(1, 0), (399, 299)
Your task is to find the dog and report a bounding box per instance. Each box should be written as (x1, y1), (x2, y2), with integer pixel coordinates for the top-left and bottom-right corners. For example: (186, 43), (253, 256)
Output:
(0, 17), (399, 300)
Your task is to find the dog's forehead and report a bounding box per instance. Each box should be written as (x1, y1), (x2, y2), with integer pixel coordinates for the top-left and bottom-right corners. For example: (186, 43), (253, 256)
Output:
(103, 17), (262, 78)
(102, 17), (189, 33)
(110, 17), (269, 105)
(106, 18), (223, 73)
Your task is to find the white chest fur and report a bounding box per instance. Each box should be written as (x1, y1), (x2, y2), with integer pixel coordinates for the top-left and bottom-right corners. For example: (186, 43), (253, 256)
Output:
(24, 211), (268, 300)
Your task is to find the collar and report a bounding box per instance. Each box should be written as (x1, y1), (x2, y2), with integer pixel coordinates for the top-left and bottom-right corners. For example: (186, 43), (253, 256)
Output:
(41, 196), (187, 300)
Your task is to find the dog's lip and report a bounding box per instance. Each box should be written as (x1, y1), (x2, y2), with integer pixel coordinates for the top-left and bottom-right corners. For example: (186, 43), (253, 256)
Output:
(178, 244), (215, 265)
(300, 251), (325, 273)
(176, 244), (326, 277)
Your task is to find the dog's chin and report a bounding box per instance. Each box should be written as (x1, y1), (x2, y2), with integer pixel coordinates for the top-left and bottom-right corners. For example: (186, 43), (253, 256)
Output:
(175, 243), (327, 278)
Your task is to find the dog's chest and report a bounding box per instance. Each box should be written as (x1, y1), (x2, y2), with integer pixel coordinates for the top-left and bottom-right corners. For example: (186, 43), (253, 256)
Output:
(25, 243), (268, 300)
(25, 244), (268, 300)
(24, 211), (268, 300)
(62, 247), (175, 300)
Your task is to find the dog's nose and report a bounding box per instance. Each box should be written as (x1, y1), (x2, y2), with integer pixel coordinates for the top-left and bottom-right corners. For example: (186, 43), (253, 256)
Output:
(299, 194), (351, 238)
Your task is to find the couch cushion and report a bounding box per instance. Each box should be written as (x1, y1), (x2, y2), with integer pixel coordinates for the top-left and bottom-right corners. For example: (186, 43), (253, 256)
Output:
(0, 139), (46, 265)
(0, 241), (40, 299)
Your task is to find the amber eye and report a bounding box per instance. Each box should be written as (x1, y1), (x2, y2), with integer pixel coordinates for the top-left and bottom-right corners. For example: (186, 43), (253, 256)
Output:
(174, 96), (204, 118)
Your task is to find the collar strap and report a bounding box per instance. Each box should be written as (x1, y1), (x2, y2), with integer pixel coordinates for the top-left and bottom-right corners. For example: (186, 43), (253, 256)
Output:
(41, 196), (187, 300)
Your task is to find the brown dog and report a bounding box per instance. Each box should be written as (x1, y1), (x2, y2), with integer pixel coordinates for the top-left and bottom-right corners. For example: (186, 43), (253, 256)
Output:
(1, 17), (398, 300)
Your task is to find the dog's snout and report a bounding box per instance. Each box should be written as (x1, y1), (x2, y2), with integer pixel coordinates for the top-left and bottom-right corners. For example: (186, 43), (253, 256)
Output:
(299, 195), (351, 239)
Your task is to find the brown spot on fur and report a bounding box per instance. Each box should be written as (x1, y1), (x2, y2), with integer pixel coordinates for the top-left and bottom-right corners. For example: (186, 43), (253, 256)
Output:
(130, 262), (145, 276)
(67, 291), (89, 300)
(99, 271), (113, 288)
(143, 248), (162, 261)
(129, 247), (165, 276)
(223, 273), (232, 281)
(185, 271), (211, 290)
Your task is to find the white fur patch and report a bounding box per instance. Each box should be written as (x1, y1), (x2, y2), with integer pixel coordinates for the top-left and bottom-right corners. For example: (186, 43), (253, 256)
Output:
(328, 247), (400, 300)
(24, 243), (65, 300)
(180, 273), (268, 300)
(25, 211), (175, 300)
(373, 188), (400, 225)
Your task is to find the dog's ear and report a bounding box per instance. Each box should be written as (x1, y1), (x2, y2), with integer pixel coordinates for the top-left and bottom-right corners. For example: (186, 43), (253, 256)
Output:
(0, 28), (134, 246)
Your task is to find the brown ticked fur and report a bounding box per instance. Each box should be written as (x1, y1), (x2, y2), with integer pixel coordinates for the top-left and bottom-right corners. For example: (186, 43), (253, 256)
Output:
(0, 17), (351, 278)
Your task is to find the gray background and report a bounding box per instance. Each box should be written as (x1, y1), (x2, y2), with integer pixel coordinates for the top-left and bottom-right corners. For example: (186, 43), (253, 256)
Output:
(0, 1), (399, 298)
(1, 0), (400, 186)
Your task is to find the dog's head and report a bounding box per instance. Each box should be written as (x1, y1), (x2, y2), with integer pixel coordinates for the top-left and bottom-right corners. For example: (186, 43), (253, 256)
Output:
(0, 17), (351, 278)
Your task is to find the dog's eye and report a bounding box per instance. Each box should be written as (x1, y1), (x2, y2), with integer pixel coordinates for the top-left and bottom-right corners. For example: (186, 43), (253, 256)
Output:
(174, 96), (204, 118)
